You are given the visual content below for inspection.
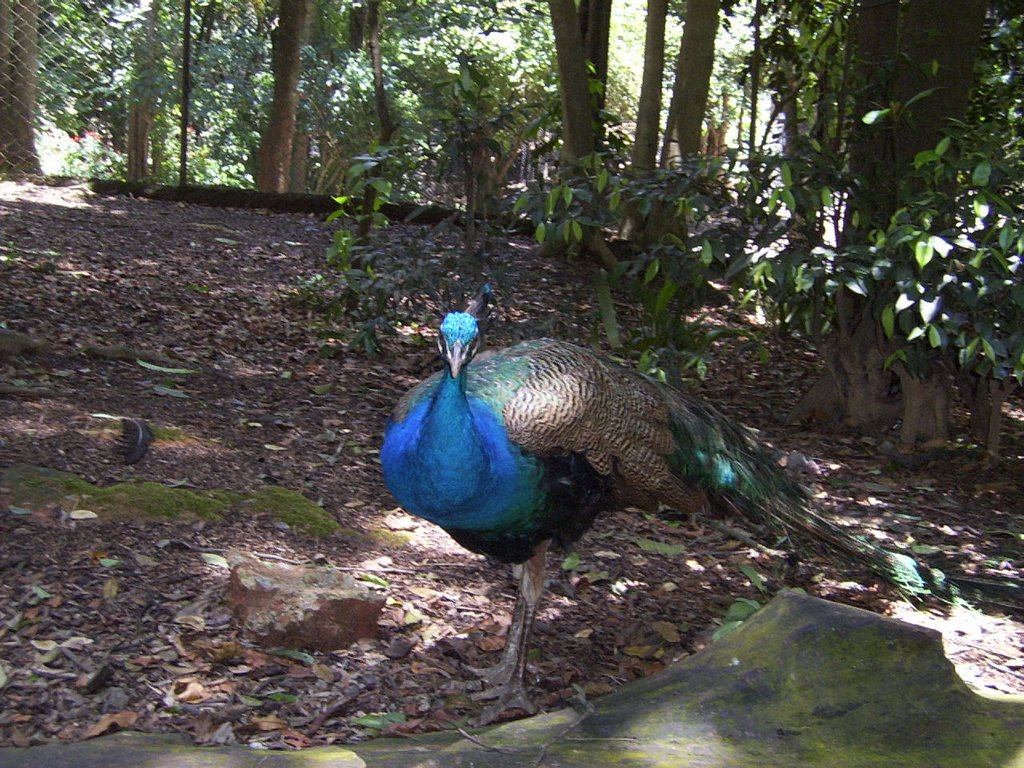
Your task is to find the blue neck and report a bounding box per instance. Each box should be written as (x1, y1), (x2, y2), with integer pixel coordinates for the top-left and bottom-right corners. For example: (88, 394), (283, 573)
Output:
(381, 363), (544, 532)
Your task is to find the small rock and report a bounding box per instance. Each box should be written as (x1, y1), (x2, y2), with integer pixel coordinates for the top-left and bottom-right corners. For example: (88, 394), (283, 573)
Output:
(384, 637), (416, 659)
(103, 686), (129, 713)
(225, 550), (385, 652)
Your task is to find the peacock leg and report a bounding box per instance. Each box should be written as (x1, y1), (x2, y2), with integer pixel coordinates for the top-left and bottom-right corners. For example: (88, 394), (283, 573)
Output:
(470, 541), (549, 721)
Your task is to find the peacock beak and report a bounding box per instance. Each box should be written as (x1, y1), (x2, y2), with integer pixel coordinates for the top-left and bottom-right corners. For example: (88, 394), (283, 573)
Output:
(446, 340), (470, 378)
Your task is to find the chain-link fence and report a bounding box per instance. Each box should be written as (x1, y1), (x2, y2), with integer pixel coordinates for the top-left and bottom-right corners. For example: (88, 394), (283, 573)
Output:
(2, 0), (553, 202)
(0, 0), (420, 196)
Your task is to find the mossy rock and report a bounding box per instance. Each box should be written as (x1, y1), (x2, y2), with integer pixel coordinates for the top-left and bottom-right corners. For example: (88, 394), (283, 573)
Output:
(1, 592), (1021, 767)
(242, 485), (339, 536)
(0, 465), (336, 535)
(1, 464), (238, 520)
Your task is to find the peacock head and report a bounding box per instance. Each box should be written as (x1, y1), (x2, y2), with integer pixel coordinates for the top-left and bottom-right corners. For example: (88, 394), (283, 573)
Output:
(438, 312), (480, 378)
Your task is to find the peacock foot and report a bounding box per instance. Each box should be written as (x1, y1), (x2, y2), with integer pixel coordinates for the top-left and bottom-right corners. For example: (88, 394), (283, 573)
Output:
(470, 680), (537, 725)
(466, 655), (519, 687)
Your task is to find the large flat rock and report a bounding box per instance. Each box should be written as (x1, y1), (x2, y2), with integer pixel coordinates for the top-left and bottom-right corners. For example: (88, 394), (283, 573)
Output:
(1, 592), (1021, 768)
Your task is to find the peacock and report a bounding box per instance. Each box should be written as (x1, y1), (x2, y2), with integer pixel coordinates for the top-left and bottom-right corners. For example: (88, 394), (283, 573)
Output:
(379, 287), (940, 722)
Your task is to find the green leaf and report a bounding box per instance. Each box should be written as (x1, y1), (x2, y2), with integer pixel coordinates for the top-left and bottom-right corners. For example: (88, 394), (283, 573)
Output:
(98, 557), (121, 568)
(928, 325), (942, 348)
(781, 162), (793, 187)
(723, 597), (761, 622)
(934, 136), (951, 157)
(352, 712), (405, 730)
(561, 551), (582, 571)
(862, 108), (890, 125)
(712, 620), (743, 641)
(700, 239), (714, 266)
(635, 538), (687, 557)
(137, 359), (196, 375)
(881, 304), (895, 338)
(972, 198), (990, 220)
(356, 573), (390, 588)
(270, 648), (315, 665)
(928, 235), (952, 257)
(915, 239), (934, 269)
(200, 552), (229, 569)
(918, 296), (942, 323)
(534, 222), (546, 245)
(644, 259), (660, 284)
(972, 162), (992, 186)
(739, 563), (767, 595)
(152, 384), (189, 398)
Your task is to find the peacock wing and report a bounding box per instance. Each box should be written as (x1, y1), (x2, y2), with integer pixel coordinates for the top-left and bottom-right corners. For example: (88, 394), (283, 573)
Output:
(483, 340), (708, 513)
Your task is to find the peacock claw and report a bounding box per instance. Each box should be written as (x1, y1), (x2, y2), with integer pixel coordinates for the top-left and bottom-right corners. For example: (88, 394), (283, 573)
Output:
(471, 682), (537, 725)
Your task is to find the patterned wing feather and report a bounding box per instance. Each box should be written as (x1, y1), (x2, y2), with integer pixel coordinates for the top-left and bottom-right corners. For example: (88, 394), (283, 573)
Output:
(492, 340), (708, 513)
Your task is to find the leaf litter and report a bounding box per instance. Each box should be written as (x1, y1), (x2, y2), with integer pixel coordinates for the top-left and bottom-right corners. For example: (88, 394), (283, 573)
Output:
(0, 181), (1021, 750)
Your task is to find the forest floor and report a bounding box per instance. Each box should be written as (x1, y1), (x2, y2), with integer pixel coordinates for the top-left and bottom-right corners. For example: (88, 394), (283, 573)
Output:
(0, 179), (1021, 750)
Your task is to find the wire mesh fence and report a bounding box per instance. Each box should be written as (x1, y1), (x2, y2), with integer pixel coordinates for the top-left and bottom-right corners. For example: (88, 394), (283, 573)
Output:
(0, 0), (424, 195)
(2, 0), (552, 204)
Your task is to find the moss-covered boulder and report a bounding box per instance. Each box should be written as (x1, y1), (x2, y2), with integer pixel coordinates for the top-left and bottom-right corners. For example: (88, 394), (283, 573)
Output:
(0, 591), (1020, 767)
(0, 464), (338, 535)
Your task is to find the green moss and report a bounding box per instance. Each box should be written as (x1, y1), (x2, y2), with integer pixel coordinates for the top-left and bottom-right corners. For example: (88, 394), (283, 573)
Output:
(367, 528), (413, 546)
(245, 486), (339, 537)
(150, 425), (188, 441)
(5, 465), (239, 520)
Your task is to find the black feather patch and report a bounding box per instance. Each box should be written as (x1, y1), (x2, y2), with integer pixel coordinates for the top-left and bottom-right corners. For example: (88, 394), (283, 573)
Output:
(120, 418), (153, 465)
(464, 283), (494, 331)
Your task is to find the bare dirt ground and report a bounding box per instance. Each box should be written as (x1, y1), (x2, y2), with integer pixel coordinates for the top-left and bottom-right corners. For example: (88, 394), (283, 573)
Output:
(0, 179), (1021, 749)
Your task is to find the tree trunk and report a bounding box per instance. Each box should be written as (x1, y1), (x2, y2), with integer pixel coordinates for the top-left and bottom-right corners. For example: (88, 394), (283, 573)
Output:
(547, 0), (595, 163)
(788, 292), (901, 430)
(661, 0), (721, 166)
(289, 130), (309, 192)
(892, 360), (954, 445)
(128, 0), (159, 182)
(630, 0), (666, 169)
(366, 0), (395, 145)
(578, 0), (612, 114)
(0, 0), (41, 174)
(892, 0), (988, 171)
(620, 0), (668, 243)
(745, 0), (763, 159)
(792, 0), (990, 447)
(257, 0), (309, 193)
(960, 374), (1017, 457)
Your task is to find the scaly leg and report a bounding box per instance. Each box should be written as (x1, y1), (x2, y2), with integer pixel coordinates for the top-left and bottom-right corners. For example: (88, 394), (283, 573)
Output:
(470, 541), (549, 723)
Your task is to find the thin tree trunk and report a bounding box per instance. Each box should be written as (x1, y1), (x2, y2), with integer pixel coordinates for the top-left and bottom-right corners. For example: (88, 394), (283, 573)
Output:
(257, 0), (309, 192)
(579, 0), (612, 113)
(0, 0), (41, 174)
(746, 0), (763, 159)
(367, 0), (395, 144)
(547, 0), (595, 162)
(631, 0), (667, 170)
(660, 0), (721, 166)
(128, 0), (159, 182)
(620, 0), (668, 242)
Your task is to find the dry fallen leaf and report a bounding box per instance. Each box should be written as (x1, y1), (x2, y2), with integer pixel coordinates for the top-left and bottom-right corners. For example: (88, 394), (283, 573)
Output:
(476, 635), (506, 653)
(175, 679), (210, 703)
(652, 621), (681, 643)
(82, 711), (139, 739)
(250, 713), (288, 732)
